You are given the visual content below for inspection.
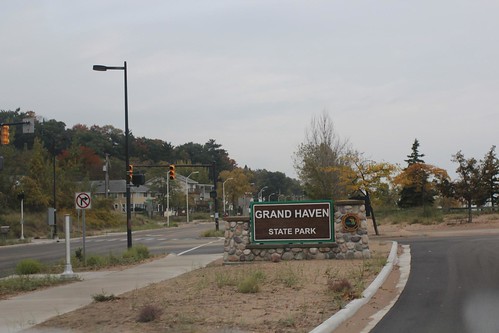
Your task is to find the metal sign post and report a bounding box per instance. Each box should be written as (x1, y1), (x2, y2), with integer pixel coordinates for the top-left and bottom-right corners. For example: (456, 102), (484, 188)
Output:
(75, 192), (91, 264)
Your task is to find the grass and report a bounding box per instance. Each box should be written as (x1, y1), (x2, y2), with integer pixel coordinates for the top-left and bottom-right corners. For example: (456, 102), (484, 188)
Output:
(274, 263), (303, 288)
(0, 245), (155, 298)
(69, 244), (153, 271)
(215, 271), (236, 288)
(0, 275), (79, 299)
(376, 207), (445, 225)
(237, 270), (265, 293)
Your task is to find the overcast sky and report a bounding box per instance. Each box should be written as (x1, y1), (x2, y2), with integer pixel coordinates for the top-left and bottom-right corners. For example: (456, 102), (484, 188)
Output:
(2, 1), (499, 179)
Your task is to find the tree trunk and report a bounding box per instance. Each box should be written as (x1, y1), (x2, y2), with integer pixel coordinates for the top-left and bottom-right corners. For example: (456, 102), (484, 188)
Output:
(467, 201), (473, 223)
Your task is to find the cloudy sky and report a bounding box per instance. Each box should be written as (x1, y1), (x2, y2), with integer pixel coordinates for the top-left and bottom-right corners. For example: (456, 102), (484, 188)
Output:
(2, 1), (499, 179)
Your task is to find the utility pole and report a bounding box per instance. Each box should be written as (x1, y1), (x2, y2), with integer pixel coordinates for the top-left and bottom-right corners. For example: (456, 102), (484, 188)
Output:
(104, 154), (110, 198)
(212, 162), (219, 231)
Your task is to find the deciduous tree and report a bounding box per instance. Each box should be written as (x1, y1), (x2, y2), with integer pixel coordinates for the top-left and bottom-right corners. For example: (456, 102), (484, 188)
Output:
(294, 112), (351, 200)
(451, 151), (485, 223)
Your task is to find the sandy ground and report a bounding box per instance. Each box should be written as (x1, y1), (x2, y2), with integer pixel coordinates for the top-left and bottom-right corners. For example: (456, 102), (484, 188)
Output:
(30, 213), (499, 333)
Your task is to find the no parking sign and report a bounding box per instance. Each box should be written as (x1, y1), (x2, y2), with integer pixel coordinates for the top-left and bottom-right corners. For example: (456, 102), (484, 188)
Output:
(75, 192), (92, 210)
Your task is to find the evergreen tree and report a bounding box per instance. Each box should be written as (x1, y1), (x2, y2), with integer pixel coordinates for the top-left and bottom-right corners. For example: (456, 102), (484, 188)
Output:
(480, 145), (499, 207)
(398, 139), (437, 208)
(404, 139), (425, 166)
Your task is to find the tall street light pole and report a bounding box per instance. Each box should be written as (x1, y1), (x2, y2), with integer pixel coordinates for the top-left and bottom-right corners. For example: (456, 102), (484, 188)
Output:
(186, 171), (199, 223)
(258, 186), (268, 202)
(93, 61), (132, 248)
(223, 178), (233, 216)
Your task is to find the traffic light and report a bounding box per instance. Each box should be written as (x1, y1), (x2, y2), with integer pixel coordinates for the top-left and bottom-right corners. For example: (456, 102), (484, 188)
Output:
(132, 173), (145, 186)
(1, 125), (9, 145)
(169, 164), (176, 180)
(127, 164), (133, 182)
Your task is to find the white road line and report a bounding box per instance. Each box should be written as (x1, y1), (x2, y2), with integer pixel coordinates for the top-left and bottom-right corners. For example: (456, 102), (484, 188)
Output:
(177, 238), (223, 256)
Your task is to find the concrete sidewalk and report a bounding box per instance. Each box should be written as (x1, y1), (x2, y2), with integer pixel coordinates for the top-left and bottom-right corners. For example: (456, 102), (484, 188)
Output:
(0, 253), (222, 333)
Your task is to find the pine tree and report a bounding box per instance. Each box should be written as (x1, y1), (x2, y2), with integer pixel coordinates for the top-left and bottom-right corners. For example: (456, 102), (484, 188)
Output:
(398, 139), (434, 208)
(404, 139), (425, 166)
(480, 145), (499, 207)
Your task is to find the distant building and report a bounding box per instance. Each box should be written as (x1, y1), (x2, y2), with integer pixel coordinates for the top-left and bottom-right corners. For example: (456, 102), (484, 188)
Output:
(90, 180), (153, 212)
(90, 177), (215, 214)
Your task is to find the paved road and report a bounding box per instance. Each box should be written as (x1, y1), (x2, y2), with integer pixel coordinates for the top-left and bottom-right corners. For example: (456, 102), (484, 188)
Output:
(371, 235), (499, 333)
(0, 222), (223, 278)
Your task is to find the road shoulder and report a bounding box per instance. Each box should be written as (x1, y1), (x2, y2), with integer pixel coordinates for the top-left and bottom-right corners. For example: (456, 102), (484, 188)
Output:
(333, 244), (410, 333)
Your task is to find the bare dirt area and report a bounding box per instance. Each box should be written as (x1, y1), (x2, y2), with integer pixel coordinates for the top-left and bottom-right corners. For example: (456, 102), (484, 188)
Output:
(32, 242), (391, 333)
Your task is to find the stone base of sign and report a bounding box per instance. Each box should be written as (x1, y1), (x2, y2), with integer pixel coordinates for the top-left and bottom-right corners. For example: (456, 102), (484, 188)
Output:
(223, 200), (370, 263)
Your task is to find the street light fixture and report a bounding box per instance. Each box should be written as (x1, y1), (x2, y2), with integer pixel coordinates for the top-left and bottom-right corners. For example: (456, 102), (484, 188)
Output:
(186, 171), (199, 223)
(93, 61), (132, 248)
(258, 186), (268, 202)
(223, 178), (234, 216)
(268, 193), (276, 201)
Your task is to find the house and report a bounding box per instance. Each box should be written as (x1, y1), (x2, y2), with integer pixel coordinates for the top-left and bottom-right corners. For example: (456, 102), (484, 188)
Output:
(90, 176), (215, 214)
(90, 180), (154, 212)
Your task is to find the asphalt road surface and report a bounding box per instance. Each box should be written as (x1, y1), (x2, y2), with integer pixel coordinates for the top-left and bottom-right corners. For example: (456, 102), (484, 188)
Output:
(371, 235), (499, 333)
(0, 222), (223, 278)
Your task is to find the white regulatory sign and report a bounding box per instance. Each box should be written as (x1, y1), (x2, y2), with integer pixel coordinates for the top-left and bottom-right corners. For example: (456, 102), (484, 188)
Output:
(75, 192), (92, 210)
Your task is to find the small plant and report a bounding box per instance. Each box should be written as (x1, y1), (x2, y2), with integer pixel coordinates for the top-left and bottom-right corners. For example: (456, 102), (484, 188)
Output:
(277, 316), (296, 328)
(237, 270), (265, 293)
(15, 259), (43, 275)
(215, 271), (235, 288)
(328, 278), (352, 294)
(75, 247), (83, 261)
(275, 264), (302, 288)
(92, 291), (118, 302)
(137, 304), (163, 322)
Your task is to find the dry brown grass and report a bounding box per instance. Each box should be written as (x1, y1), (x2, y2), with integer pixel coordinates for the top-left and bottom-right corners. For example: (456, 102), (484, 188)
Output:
(34, 241), (391, 333)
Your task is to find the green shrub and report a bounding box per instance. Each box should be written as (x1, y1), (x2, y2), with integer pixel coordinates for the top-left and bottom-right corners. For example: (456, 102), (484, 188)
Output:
(123, 244), (150, 261)
(86, 255), (107, 267)
(15, 259), (43, 275)
(108, 253), (123, 265)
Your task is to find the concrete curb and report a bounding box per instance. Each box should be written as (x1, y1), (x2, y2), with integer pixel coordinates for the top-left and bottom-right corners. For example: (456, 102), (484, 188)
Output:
(310, 241), (399, 333)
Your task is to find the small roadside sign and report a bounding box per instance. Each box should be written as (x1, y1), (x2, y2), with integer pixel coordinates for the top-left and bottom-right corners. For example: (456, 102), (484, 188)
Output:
(75, 192), (92, 210)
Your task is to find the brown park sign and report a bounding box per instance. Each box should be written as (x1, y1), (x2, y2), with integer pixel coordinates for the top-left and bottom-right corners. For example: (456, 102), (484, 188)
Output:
(250, 200), (334, 244)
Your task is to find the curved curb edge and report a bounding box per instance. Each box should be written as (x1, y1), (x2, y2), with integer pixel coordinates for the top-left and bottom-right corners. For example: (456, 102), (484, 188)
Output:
(309, 241), (399, 333)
